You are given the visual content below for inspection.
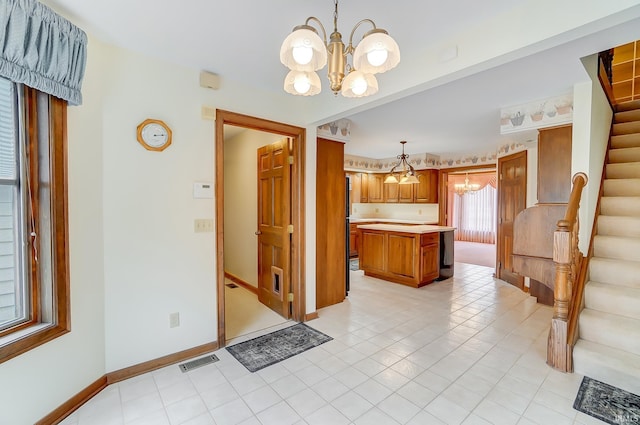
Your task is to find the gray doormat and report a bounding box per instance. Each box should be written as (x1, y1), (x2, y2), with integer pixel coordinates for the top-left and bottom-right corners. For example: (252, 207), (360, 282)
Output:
(573, 376), (640, 424)
(226, 323), (332, 372)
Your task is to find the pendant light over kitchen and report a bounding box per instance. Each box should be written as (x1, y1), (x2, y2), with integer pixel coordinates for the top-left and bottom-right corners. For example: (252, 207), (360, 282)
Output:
(384, 141), (419, 184)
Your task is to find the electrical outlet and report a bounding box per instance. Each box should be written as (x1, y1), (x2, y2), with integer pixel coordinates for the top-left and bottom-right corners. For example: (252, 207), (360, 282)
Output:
(375, 208), (379, 213)
(194, 219), (214, 233)
(169, 312), (180, 328)
(418, 209), (422, 215)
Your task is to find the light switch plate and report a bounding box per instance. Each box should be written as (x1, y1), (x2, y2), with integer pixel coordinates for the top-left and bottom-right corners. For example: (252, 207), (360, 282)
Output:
(194, 219), (214, 233)
(193, 182), (213, 199)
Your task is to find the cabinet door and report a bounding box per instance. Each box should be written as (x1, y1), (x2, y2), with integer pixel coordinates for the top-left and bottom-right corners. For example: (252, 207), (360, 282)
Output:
(420, 242), (439, 282)
(368, 174), (384, 203)
(349, 223), (358, 257)
(360, 231), (385, 272)
(350, 172), (362, 204)
(387, 233), (416, 277)
(384, 175), (399, 203)
(415, 170), (439, 203)
(398, 183), (414, 203)
(360, 173), (369, 203)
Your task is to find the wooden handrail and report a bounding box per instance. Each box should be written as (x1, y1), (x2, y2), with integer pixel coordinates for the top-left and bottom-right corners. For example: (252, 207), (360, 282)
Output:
(548, 172), (587, 372)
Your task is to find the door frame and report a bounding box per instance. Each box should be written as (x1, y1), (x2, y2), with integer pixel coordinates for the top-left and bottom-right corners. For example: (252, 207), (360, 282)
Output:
(439, 164), (498, 272)
(215, 110), (306, 348)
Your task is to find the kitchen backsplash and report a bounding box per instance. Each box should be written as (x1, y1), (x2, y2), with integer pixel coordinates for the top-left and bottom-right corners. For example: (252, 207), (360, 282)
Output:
(351, 203), (439, 223)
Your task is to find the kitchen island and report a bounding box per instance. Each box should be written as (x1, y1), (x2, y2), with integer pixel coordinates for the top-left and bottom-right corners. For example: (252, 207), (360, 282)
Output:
(356, 224), (455, 287)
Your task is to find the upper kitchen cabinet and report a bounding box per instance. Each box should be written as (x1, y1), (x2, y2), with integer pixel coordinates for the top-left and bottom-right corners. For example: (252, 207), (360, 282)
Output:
(384, 176), (400, 203)
(368, 174), (385, 203)
(345, 169), (439, 204)
(414, 170), (439, 203)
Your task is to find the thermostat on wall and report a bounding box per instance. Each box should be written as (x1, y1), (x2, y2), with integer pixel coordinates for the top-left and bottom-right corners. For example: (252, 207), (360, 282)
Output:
(193, 182), (213, 199)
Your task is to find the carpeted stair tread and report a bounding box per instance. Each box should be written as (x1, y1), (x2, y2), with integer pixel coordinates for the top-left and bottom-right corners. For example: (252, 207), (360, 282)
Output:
(579, 308), (640, 356)
(589, 257), (640, 289)
(593, 235), (640, 262)
(585, 281), (640, 320)
(609, 147), (640, 163)
(611, 133), (640, 149)
(614, 109), (640, 123)
(574, 339), (640, 396)
(616, 99), (640, 113)
(603, 178), (640, 196)
(597, 215), (640, 237)
(612, 121), (640, 136)
(600, 196), (640, 216)
(606, 162), (640, 179)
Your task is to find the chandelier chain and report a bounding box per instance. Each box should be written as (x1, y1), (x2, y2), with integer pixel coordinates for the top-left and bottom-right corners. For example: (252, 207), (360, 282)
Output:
(333, 0), (339, 32)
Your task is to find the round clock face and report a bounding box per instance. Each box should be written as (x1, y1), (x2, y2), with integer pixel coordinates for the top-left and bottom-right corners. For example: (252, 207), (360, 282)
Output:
(141, 123), (168, 147)
(137, 119), (172, 151)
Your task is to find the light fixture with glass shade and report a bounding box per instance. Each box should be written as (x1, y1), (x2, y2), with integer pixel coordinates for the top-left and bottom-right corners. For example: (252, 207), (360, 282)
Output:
(454, 173), (481, 195)
(384, 141), (419, 185)
(280, 0), (400, 98)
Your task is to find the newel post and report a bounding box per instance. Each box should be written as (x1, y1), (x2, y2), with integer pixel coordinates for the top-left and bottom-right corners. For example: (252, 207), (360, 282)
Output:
(548, 219), (571, 371)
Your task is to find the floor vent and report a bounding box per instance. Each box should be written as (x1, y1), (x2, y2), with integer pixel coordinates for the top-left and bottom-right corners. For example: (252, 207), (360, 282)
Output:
(178, 354), (219, 372)
(225, 283), (238, 288)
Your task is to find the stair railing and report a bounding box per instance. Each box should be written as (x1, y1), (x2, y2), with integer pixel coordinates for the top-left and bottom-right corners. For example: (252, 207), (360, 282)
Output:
(547, 172), (588, 372)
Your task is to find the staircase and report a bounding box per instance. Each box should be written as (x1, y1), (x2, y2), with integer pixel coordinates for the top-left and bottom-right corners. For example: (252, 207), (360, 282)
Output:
(573, 99), (640, 395)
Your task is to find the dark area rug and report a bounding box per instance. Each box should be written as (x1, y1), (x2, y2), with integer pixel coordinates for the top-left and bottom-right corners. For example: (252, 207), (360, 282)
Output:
(574, 376), (640, 425)
(226, 323), (333, 372)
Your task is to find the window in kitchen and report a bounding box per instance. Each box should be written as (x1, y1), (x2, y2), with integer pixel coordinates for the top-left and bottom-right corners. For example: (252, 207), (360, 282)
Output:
(0, 76), (70, 364)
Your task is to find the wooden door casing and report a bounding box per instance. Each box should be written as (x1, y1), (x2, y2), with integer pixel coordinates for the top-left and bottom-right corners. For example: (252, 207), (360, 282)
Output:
(497, 151), (527, 289)
(257, 139), (291, 318)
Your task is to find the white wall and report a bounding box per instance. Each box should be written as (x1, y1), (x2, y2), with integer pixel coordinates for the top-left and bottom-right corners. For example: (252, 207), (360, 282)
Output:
(224, 129), (282, 287)
(572, 55), (613, 253)
(0, 35), (108, 425)
(0, 29), (314, 424)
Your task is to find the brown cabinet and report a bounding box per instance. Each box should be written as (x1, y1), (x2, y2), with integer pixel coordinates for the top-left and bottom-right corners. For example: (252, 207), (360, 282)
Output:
(611, 40), (640, 103)
(346, 170), (439, 204)
(537, 125), (572, 204)
(349, 223), (359, 257)
(358, 227), (442, 287)
(384, 176), (399, 203)
(414, 170), (439, 203)
(398, 183), (414, 203)
(368, 173), (384, 203)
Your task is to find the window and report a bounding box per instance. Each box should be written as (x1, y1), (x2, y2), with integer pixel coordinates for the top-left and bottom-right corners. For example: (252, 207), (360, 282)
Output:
(0, 76), (70, 364)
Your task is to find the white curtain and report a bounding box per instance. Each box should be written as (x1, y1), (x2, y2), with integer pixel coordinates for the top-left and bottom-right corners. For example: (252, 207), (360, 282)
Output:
(452, 184), (497, 243)
(0, 0), (87, 105)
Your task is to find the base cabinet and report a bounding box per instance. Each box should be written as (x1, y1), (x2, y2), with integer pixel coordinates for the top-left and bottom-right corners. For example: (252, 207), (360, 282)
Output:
(359, 229), (440, 287)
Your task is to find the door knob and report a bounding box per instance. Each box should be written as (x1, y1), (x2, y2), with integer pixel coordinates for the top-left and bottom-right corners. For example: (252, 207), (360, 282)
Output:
(255, 231), (262, 235)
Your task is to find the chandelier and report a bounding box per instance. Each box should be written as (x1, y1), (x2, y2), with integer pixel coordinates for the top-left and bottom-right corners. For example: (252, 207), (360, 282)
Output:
(454, 173), (481, 196)
(279, 0), (400, 97)
(384, 141), (419, 184)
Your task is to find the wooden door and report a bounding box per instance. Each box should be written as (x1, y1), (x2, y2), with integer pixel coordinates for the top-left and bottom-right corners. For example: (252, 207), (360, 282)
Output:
(537, 125), (572, 203)
(497, 151), (527, 289)
(257, 139), (291, 318)
(360, 173), (369, 203)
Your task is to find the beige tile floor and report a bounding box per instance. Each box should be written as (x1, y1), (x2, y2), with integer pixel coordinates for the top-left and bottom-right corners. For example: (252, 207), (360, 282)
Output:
(60, 263), (605, 425)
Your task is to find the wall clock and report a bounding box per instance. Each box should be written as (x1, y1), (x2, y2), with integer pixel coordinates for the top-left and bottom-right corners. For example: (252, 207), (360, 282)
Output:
(136, 118), (172, 151)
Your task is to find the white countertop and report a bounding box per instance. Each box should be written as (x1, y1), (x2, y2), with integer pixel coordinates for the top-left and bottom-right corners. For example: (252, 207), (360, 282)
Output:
(356, 224), (455, 234)
(349, 218), (438, 225)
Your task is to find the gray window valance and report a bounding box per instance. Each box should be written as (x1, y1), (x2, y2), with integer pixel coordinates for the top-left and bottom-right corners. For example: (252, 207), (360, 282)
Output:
(0, 0), (87, 105)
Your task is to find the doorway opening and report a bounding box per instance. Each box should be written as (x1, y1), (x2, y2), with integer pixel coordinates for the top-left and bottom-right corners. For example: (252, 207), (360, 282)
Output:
(439, 165), (497, 270)
(215, 110), (306, 348)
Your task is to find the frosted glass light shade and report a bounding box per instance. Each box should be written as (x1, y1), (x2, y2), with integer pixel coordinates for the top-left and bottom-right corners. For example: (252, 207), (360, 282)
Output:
(400, 174), (419, 184)
(280, 28), (327, 71)
(284, 70), (321, 96)
(353, 31), (400, 74)
(384, 174), (399, 184)
(341, 71), (378, 97)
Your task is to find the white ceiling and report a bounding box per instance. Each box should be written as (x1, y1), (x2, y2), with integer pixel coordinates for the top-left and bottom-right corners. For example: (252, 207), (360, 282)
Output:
(43, 0), (640, 159)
